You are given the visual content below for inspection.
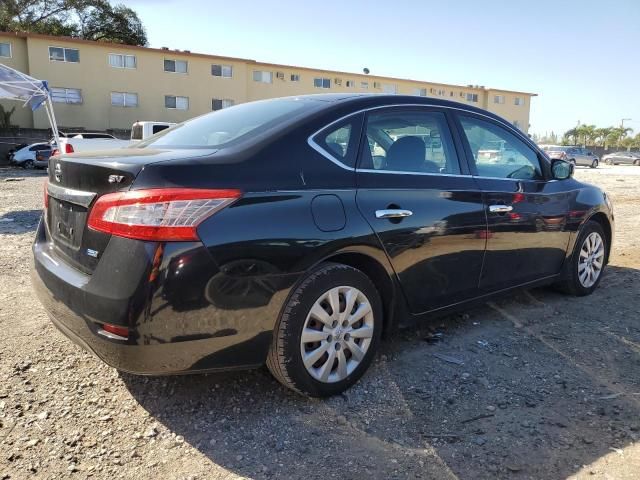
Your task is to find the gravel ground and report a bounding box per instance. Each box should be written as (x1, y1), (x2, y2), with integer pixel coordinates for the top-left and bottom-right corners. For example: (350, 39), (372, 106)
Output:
(1, 165), (639, 480)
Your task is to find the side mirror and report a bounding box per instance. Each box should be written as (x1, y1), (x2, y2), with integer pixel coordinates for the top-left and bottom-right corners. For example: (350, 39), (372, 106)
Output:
(552, 159), (573, 180)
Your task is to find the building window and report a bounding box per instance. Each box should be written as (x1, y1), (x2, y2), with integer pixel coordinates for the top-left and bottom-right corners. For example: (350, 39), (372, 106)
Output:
(514, 97), (524, 106)
(109, 53), (136, 69)
(212, 98), (234, 110)
(111, 92), (138, 107)
(412, 88), (427, 97)
(0, 42), (11, 58)
(437, 89), (446, 96)
(494, 95), (505, 104)
(211, 64), (233, 78)
(466, 93), (479, 102)
(50, 87), (82, 104)
(314, 77), (331, 89)
(290, 74), (300, 82)
(373, 82), (381, 89)
(253, 70), (273, 83)
(49, 46), (79, 63)
(361, 81), (369, 89)
(450, 91), (454, 97)
(382, 84), (397, 94)
(165, 95), (189, 110)
(346, 80), (354, 87)
(164, 59), (188, 73)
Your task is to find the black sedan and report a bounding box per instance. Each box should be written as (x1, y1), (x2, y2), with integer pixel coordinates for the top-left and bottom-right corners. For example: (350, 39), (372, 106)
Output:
(32, 94), (614, 397)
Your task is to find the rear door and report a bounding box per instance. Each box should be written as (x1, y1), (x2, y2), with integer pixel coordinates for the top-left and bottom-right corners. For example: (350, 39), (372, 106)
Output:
(355, 106), (487, 314)
(454, 113), (572, 291)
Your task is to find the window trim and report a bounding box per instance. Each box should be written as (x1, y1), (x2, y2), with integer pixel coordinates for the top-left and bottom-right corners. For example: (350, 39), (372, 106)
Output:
(110, 91), (138, 108)
(307, 103), (544, 175)
(211, 64), (233, 78)
(212, 98), (235, 111)
(253, 70), (273, 83)
(48, 46), (80, 63)
(313, 77), (331, 89)
(0, 42), (12, 58)
(108, 53), (137, 69)
(164, 95), (189, 110)
(50, 87), (83, 104)
(163, 58), (188, 74)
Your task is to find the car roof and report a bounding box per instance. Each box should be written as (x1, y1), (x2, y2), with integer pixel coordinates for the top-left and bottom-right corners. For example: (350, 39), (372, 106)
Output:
(282, 93), (518, 126)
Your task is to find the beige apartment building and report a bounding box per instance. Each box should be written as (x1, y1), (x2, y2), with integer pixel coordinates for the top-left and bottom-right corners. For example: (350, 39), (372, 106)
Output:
(0, 31), (535, 133)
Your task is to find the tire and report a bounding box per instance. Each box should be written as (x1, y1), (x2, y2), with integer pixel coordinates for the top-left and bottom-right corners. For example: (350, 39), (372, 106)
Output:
(22, 160), (34, 169)
(634, 159), (640, 166)
(569, 159), (576, 167)
(555, 221), (607, 296)
(266, 262), (383, 397)
(590, 159), (598, 168)
(605, 159), (613, 165)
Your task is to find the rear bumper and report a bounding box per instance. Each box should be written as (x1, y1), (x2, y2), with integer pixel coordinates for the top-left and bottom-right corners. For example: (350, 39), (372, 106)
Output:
(32, 218), (298, 375)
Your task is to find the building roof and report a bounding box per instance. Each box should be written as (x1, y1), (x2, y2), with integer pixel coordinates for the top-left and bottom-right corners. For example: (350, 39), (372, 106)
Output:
(0, 31), (537, 97)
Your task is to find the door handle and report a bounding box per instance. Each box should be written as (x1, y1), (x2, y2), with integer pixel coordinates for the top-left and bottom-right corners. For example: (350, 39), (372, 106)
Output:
(375, 209), (413, 219)
(488, 205), (513, 213)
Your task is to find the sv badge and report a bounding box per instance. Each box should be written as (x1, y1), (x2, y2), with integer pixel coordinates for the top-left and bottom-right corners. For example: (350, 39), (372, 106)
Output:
(108, 175), (125, 183)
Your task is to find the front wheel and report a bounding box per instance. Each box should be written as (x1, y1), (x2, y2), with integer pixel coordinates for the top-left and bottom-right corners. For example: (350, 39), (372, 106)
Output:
(590, 159), (598, 168)
(555, 221), (607, 296)
(22, 160), (34, 169)
(634, 159), (640, 166)
(266, 263), (383, 397)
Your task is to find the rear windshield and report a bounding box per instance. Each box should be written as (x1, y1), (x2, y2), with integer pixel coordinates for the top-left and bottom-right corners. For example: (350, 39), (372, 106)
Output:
(136, 98), (312, 149)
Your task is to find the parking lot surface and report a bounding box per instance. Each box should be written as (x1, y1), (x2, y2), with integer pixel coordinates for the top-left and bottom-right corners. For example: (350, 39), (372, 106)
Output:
(1, 165), (639, 479)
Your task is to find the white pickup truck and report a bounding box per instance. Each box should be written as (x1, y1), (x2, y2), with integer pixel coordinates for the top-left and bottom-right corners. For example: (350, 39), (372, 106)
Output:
(53, 121), (175, 155)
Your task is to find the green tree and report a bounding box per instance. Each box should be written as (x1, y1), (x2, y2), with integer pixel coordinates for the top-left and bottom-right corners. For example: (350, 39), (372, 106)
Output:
(0, 104), (16, 128)
(563, 128), (579, 145)
(0, 1), (147, 46)
(594, 127), (612, 147)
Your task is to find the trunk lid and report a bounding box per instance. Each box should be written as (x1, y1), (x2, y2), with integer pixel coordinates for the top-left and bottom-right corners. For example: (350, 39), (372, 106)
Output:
(45, 148), (215, 273)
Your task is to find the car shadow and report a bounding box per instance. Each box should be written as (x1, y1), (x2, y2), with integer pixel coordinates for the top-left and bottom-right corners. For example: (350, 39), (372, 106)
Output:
(0, 209), (42, 234)
(121, 264), (640, 479)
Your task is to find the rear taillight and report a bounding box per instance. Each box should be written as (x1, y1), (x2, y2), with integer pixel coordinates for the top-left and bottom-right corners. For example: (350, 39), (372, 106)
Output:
(87, 188), (241, 241)
(51, 144), (73, 156)
(100, 323), (129, 340)
(43, 180), (49, 209)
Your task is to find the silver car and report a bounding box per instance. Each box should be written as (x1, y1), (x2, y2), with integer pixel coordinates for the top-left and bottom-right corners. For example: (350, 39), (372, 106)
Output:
(10, 142), (51, 169)
(543, 146), (599, 168)
(602, 151), (640, 166)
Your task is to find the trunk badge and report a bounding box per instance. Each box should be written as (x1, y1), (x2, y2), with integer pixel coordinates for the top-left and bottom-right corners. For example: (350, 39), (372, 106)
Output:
(86, 249), (99, 258)
(108, 175), (125, 183)
(54, 163), (62, 182)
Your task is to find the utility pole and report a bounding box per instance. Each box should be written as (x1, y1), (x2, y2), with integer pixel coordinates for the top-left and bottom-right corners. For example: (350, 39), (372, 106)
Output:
(621, 118), (631, 128)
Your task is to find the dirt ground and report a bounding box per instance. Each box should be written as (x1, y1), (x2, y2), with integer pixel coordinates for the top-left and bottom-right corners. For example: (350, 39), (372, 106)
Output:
(1, 165), (639, 480)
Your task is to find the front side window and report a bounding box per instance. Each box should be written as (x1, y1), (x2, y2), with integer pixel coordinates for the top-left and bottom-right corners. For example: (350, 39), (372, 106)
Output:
(50, 87), (82, 104)
(314, 77), (331, 89)
(459, 115), (542, 180)
(109, 53), (136, 68)
(49, 46), (79, 63)
(111, 92), (138, 107)
(212, 64), (233, 77)
(0, 42), (11, 58)
(164, 59), (188, 73)
(253, 70), (273, 83)
(361, 109), (461, 174)
(165, 95), (189, 110)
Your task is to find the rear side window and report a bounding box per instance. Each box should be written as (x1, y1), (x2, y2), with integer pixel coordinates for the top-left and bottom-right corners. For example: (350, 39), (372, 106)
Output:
(152, 124), (170, 134)
(138, 98), (311, 148)
(311, 116), (362, 168)
(360, 109), (461, 174)
(459, 115), (542, 180)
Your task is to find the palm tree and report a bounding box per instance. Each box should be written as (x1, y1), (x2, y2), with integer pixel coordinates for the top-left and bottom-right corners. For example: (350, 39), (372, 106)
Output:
(564, 128), (579, 145)
(577, 124), (596, 146)
(594, 128), (612, 147)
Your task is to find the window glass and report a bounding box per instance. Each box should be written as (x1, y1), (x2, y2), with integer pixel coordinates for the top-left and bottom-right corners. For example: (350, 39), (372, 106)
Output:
(362, 110), (461, 174)
(212, 64), (232, 77)
(64, 48), (79, 63)
(50, 87), (82, 104)
(314, 78), (331, 89)
(459, 115), (542, 180)
(109, 54), (136, 68)
(253, 71), (273, 83)
(290, 74), (300, 82)
(49, 47), (64, 62)
(139, 98), (310, 148)
(0, 43), (11, 57)
(164, 59), (187, 73)
(323, 125), (351, 159)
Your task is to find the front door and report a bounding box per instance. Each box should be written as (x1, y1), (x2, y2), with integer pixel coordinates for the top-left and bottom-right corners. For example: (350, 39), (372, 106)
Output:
(356, 107), (487, 314)
(455, 113), (572, 292)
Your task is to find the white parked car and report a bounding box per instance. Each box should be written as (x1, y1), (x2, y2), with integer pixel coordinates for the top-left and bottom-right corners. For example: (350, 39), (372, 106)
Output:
(10, 142), (52, 169)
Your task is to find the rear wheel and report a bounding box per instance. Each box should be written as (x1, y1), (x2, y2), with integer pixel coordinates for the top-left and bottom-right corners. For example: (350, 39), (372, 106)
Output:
(634, 159), (640, 166)
(22, 160), (34, 169)
(555, 221), (607, 296)
(605, 158), (613, 165)
(266, 263), (383, 397)
(590, 159), (598, 168)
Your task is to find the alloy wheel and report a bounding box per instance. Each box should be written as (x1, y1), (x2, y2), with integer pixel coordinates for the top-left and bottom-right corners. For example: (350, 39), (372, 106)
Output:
(578, 232), (605, 288)
(300, 286), (374, 383)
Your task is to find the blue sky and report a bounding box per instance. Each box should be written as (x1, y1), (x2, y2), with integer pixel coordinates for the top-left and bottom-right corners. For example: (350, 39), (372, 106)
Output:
(126, 0), (640, 137)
